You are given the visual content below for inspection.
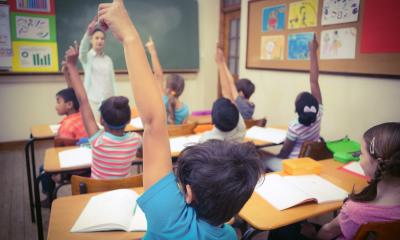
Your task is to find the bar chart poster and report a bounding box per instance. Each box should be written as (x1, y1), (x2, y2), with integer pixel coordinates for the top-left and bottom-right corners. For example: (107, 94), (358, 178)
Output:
(9, 0), (55, 15)
(11, 41), (58, 72)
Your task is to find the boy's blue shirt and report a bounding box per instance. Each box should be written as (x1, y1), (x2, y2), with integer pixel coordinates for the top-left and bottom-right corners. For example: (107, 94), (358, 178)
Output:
(137, 172), (237, 240)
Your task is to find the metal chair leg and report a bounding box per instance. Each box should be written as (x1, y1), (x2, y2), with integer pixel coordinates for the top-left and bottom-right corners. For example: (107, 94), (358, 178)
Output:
(25, 139), (35, 223)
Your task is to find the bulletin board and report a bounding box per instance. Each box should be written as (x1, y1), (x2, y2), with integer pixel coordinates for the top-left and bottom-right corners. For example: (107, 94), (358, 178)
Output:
(246, 0), (400, 77)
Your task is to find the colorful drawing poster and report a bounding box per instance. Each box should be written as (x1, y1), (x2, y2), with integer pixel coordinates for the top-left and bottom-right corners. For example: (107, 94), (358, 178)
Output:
(321, 0), (360, 25)
(320, 28), (356, 59)
(288, 32), (314, 60)
(260, 35), (285, 60)
(11, 13), (56, 41)
(12, 41), (58, 72)
(288, 0), (318, 29)
(262, 5), (286, 32)
(360, 0), (400, 53)
(0, 4), (12, 69)
(9, 0), (55, 15)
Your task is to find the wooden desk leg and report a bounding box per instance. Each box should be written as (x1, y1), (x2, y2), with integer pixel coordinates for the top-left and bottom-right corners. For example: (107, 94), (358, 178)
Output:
(30, 139), (44, 240)
(25, 138), (35, 223)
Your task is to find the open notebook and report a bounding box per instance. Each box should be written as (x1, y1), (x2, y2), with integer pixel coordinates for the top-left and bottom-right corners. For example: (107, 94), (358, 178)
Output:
(71, 189), (147, 232)
(59, 147), (92, 168)
(169, 135), (201, 153)
(255, 174), (348, 210)
(130, 117), (144, 129)
(245, 126), (287, 144)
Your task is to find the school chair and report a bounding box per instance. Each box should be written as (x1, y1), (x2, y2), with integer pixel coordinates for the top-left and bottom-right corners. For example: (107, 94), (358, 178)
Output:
(168, 122), (197, 137)
(244, 117), (267, 129)
(298, 138), (333, 160)
(71, 174), (143, 195)
(353, 220), (400, 240)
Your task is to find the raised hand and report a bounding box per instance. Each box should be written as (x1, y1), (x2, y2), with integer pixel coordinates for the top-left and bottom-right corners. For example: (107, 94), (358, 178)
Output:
(65, 41), (79, 66)
(145, 37), (156, 55)
(215, 45), (225, 64)
(309, 33), (319, 54)
(98, 0), (135, 43)
(87, 16), (97, 35)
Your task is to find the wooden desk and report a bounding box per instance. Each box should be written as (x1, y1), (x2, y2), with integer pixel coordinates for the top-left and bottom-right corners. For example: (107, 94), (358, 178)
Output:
(239, 159), (368, 231)
(31, 124), (57, 139)
(43, 147), (90, 173)
(48, 188), (145, 240)
(187, 115), (212, 125)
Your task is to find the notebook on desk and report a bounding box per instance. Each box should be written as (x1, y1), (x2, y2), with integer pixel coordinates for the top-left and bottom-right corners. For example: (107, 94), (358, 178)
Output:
(255, 174), (348, 210)
(169, 135), (201, 153)
(59, 147), (92, 168)
(245, 126), (287, 144)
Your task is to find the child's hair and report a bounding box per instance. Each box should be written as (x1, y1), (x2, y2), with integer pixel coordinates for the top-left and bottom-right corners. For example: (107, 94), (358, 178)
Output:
(99, 96), (131, 130)
(92, 28), (105, 37)
(56, 88), (80, 111)
(235, 78), (255, 99)
(211, 98), (239, 132)
(350, 122), (400, 202)
(166, 74), (185, 123)
(295, 92), (319, 126)
(176, 140), (263, 226)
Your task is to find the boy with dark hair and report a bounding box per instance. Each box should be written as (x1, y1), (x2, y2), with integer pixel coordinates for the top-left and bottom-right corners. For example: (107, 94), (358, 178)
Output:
(200, 97), (246, 142)
(98, 1), (263, 238)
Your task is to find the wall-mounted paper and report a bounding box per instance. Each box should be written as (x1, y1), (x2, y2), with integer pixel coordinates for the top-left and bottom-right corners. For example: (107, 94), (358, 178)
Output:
(320, 28), (356, 59)
(260, 35), (285, 60)
(11, 13), (56, 41)
(12, 41), (58, 72)
(288, 0), (318, 29)
(321, 0), (360, 26)
(0, 4), (12, 69)
(16, 0), (51, 13)
(288, 32), (314, 60)
(262, 4), (286, 32)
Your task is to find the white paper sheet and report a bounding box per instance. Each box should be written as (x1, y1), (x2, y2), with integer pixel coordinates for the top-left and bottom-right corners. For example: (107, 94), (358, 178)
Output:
(49, 124), (60, 134)
(169, 134), (201, 153)
(245, 126), (287, 144)
(321, 0), (360, 25)
(59, 147), (92, 168)
(130, 117), (143, 129)
(320, 28), (357, 59)
(342, 161), (366, 177)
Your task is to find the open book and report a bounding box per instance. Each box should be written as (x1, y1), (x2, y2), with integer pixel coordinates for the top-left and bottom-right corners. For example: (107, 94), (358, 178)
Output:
(130, 117), (144, 129)
(245, 126), (287, 144)
(59, 147), (92, 168)
(170, 134), (201, 153)
(255, 174), (348, 210)
(71, 189), (147, 232)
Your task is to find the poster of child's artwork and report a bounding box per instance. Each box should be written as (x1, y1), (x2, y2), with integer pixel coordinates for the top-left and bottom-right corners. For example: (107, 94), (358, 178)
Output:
(288, 0), (318, 29)
(0, 4), (12, 69)
(321, 0), (360, 25)
(288, 32), (314, 60)
(11, 13), (56, 41)
(262, 5), (286, 32)
(320, 27), (356, 59)
(260, 35), (285, 60)
(12, 41), (58, 72)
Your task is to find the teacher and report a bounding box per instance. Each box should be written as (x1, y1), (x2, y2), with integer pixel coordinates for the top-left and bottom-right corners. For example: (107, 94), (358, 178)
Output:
(79, 17), (116, 118)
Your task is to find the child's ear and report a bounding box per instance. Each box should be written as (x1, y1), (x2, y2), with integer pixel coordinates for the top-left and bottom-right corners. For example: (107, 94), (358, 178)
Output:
(238, 91), (244, 97)
(185, 184), (194, 204)
(66, 101), (74, 110)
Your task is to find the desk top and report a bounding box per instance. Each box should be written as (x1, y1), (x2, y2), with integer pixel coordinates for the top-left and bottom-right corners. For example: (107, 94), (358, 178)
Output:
(239, 159), (368, 230)
(187, 115), (212, 125)
(48, 188), (145, 240)
(44, 147), (89, 173)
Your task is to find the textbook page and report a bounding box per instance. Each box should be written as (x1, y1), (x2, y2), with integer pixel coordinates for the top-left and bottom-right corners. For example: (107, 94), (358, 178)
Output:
(284, 175), (348, 204)
(170, 135), (201, 153)
(130, 117), (144, 129)
(71, 189), (141, 232)
(59, 148), (92, 168)
(245, 126), (287, 144)
(128, 206), (147, 231)
(255, 174), (312, 210)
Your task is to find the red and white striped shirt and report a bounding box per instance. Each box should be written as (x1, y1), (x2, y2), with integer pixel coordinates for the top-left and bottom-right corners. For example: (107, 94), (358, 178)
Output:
(287, 104), (323, 159)
(89, 130), (142, 179)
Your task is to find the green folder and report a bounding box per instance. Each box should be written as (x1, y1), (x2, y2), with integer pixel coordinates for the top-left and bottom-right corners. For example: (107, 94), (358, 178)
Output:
(326, 137), (361, 163)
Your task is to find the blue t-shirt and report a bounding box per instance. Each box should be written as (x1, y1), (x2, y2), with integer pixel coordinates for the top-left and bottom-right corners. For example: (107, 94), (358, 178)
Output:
(137, 172), (237, 240)
(162, 95), (189, 124)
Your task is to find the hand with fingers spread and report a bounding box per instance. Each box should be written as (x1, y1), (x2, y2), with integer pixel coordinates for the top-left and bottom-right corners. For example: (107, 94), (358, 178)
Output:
(98, 0), (136, 43)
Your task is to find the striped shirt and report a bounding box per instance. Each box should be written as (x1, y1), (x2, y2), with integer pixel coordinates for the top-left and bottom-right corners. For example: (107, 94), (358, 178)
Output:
(89, 130), (142, 179)
(58, 112), (87, 140)
(287, 104), (323, 159)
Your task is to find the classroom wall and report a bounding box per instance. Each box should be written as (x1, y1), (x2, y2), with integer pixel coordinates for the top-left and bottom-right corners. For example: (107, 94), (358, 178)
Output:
(239, 0), (400, 142)
(0, 0), (219, 143)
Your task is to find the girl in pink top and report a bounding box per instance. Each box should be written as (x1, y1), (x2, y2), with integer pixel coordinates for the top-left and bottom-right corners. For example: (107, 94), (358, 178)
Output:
(317, 122), (400, 240)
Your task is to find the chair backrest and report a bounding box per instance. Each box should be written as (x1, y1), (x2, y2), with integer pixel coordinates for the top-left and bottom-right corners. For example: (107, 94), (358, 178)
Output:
(298, 138), (333, 160)
(54, 137), (78, 147)
(71, 174), (143, 195)
(244, 118), (267, 129)
(354, 220), (400, 240)
(168, 122), (197, 137)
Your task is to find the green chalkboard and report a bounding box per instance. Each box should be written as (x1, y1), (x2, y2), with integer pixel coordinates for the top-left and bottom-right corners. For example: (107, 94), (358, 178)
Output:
(55, 0), (199, 71)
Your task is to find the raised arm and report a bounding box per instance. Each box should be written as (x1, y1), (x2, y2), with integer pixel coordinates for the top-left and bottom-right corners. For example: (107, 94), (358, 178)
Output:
(309, 34), (322, 104)
(215, 47), (239, 102)
(146, 37), (165, 95)
(79, 17), (97, 64)
(65, 42), (99, 137)
(61, 61), (72, 87)
(99, 0), (171, 190)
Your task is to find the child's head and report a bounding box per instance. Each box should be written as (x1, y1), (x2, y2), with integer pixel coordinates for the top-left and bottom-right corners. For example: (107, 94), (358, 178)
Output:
(91, 29), (106, 52)
(99, 96), (131, 130)
(235, 78), (255, 99)
(166, 74), (185, 123)
(55, 88), (79, 115)
(176, 140), (263, 226)
(211, 98), (239, 132)
(295, 92), (319, 126)
(350, 122), (400, 202)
